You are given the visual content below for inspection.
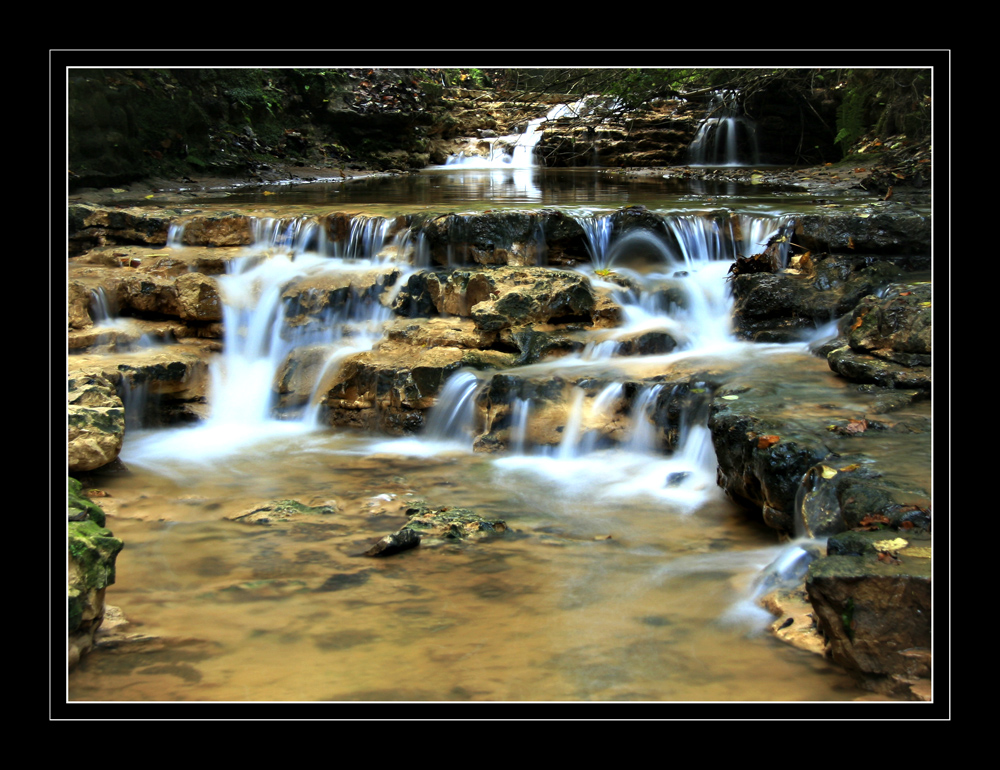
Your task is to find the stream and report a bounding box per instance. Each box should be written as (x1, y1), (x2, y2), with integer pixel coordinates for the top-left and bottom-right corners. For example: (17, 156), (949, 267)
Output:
(67, 166), (927, 703)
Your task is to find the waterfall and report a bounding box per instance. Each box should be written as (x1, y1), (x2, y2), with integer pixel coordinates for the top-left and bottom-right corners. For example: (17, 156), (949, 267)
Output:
(688, 91), (760, 167)
(89, 287), (120, 326)
(580, 213), (615, 270)
(623, 384), (663, 454)
(442, 97), (600, 169)
(423, 370), (483, 442)
(123, 213), (422, 465)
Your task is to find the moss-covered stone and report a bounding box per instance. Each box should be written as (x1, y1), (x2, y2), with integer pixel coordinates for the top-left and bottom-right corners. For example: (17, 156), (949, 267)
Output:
(68, 477), (107, 527)
(67, 476), (123, 669)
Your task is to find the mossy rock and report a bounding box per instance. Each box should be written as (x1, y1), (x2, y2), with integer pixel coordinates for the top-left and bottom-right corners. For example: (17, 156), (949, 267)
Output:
(228, 498), (339, 525)
(68, 477), (107, 527)
(68, 519), (124, 634)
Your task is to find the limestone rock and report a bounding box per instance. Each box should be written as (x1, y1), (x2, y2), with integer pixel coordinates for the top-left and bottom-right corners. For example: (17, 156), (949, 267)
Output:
(67, 374), (125, 472)
(228, 498), (340, 525)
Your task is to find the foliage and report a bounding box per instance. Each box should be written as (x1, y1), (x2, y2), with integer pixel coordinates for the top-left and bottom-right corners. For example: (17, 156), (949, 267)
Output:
(831, 69), (931, 155)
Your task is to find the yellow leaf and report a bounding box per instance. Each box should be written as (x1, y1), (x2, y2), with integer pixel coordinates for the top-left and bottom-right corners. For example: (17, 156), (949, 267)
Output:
(873, 538), (908, 552)
(819, 466), (838, 479)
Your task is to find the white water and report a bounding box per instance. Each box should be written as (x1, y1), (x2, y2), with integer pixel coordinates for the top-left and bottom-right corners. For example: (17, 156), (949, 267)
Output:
(441, 97), (603, 170)
(80, 195), (903, 703)
(689, 91), (760, 167)
(124, 207), (805, 617)
(405, 211), (795, 524)
(125, 215), (417, 469)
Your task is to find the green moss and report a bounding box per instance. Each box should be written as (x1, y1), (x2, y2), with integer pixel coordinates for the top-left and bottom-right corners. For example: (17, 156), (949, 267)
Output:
(68, 477), (106, 527)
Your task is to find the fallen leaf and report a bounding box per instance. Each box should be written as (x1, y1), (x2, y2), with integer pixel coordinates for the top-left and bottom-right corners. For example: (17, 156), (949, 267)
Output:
(873, 537), (908, 552)
(859, 513), (890, 528)
(847, 236), (855, 249)
(757, 435), (780, 449)
(844, 418), (868, 434)
(878, 551), (901, 565)
(721, 395), (739, 400)
(820, 466), (838, 479)
(884, 186), (894, 200)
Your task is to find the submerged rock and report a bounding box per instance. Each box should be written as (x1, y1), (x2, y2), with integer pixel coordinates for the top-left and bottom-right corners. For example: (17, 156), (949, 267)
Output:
(364, 501), (508, 557)
(228, 498), (340, 525)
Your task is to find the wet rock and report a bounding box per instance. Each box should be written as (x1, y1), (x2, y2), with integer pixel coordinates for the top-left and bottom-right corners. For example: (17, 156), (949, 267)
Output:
(165, 213), (255, 247)
(322, 341), (466, 433)
(363, 526), (421, 557)
(68, 374), (125, 472)
(759, 587), (827, 656)
(708, 403), (828, 529)
(282, 268), (401, 328)
(228, 498), (339, 525)
(69, 204), (174, 252)
(405, 267), (596, 332)
(68, 281), (94, 329)
(826, 281), (932, 390)
(68, 481), (124, 669)
(113, 271), (223, 322)
(806, 545), (931, 698)
(846, 282), (931, 361)
(385, 317), (498, 352)
(794, 212), (931, 261)
(731, 253), (906, 341)
(173, 273), (224, 321)
(365, 501), (507, 557)
(794, 462), (910, 538)
(500, 326), (586, 365)
(826, 346), (931, 391)
(403, 501), (508, 540)
(417, 211), (551, 267)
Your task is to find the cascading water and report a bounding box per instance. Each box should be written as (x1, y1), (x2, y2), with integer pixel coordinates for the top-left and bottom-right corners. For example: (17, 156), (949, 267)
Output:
(442, 97), (600, 169)
(688, 91), (760, 167)
(434, 210), (794, 514)
(124, 213), (420, 466)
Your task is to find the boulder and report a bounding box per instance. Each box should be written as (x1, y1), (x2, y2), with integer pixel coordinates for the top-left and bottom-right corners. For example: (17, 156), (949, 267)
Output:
(826, 281), (932, 390)
(731, 253), (906, 341)
(68, 478), (124, 669)
(806, 533), (931, 699)
(67, 374), (125, 472)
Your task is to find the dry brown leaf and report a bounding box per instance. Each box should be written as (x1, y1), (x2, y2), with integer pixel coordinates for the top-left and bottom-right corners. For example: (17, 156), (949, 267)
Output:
(757, 435), (781, 449)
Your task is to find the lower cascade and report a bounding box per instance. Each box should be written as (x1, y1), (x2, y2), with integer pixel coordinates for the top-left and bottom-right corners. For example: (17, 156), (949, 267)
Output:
(68, 173), (932, 703)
